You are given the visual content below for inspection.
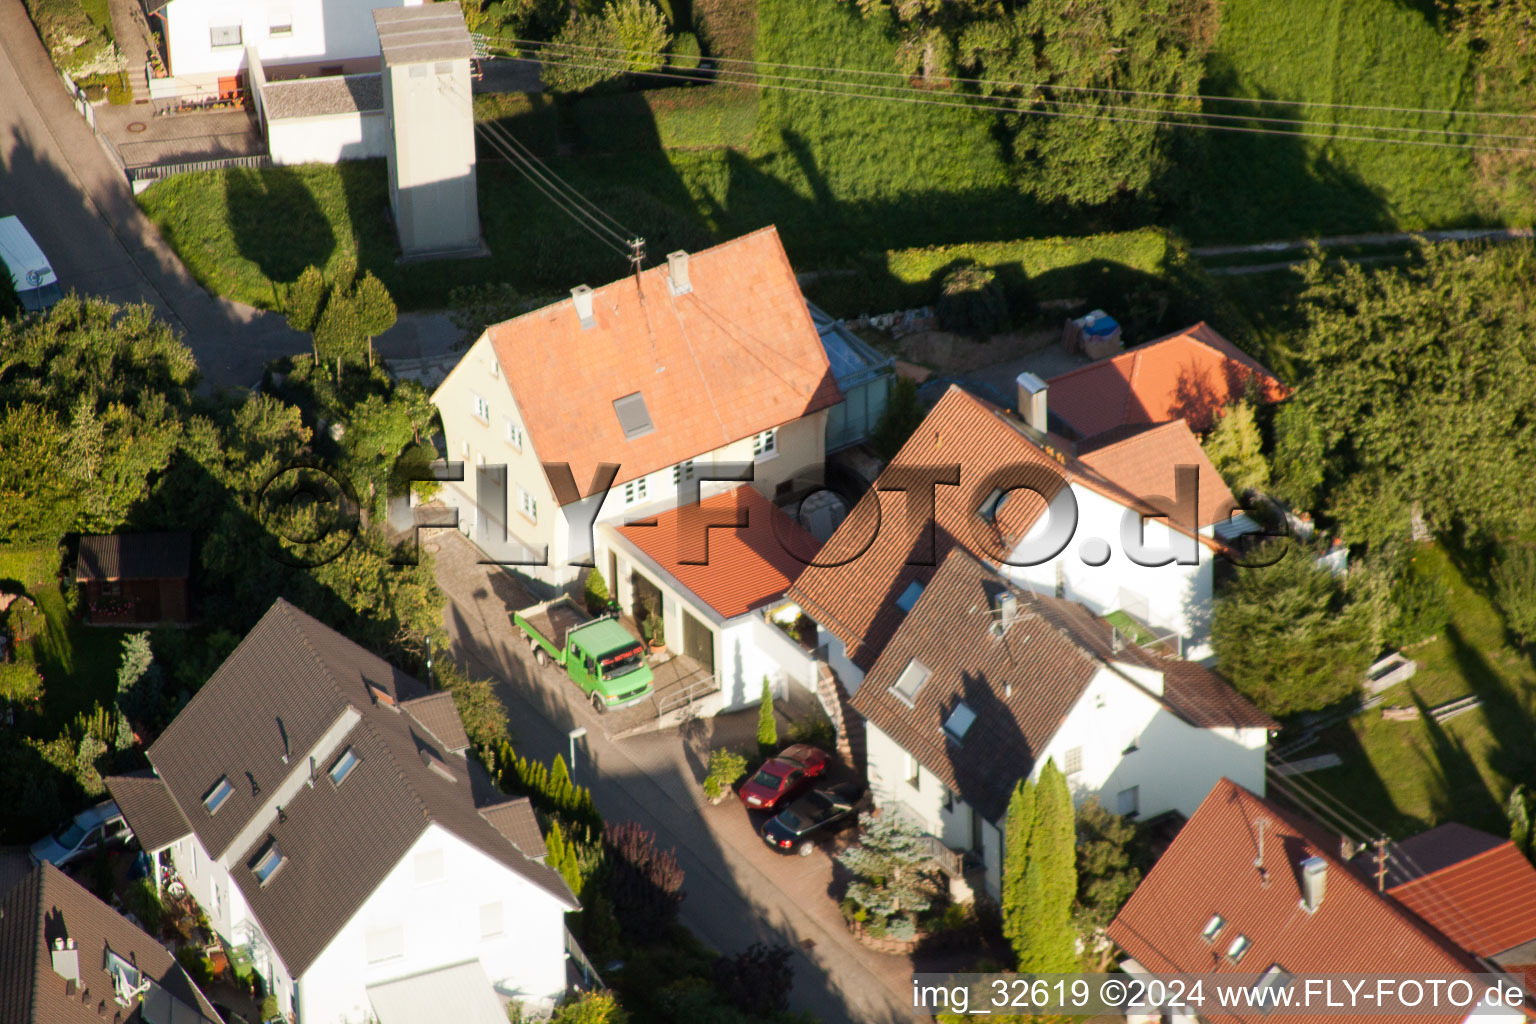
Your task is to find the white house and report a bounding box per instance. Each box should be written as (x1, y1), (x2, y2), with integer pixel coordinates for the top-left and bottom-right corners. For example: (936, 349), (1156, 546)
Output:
(141, 0), (423, 88)
(107, 599), (578, 1024)
(429, 227), (843, 590)
(789, 383), (1243, 701)
(596, 484), (825, 713)
(848, 548), (1273, 898)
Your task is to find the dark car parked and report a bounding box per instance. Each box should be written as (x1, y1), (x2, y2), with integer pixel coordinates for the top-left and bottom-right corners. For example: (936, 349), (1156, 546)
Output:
(761, 782), (869, 855)
(738, 743), (831, 811)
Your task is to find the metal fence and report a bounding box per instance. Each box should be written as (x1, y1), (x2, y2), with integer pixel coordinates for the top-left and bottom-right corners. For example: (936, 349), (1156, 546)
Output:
(126, 153), (271, 184)
(55, 68), (131, 175)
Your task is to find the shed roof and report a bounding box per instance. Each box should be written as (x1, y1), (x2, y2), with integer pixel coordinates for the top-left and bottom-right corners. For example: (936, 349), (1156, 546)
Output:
(261, 73), (382, 120)
(374, 4), (474, 65)
(1386, 827), (1536, 957)
(104, 769), (192, 854)
(76, 533), (190, 582)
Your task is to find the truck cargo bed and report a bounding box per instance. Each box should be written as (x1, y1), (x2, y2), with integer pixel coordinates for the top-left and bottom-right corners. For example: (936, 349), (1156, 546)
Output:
(522, 597), (590, 651)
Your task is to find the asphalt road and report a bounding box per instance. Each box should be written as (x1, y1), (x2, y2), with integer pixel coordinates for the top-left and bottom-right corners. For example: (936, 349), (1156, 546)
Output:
(0, 0), (302, 388)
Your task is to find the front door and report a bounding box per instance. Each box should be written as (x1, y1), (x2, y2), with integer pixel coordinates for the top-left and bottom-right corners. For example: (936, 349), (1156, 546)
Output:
(682, 610), (714, 673)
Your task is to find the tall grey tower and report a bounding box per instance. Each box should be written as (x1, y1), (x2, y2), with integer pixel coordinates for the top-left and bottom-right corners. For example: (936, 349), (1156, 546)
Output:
(372, 4), (482, 259)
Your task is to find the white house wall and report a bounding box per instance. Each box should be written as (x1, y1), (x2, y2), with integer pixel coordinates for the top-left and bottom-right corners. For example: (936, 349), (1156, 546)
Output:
(161, 0), (421, 80)
(1005, 483), (1213, 648)
(298, 823), (568, 1024)
(267, 108), (387, 164)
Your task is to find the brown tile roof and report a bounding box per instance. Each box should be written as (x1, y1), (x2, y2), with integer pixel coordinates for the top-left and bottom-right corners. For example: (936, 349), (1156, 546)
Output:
(614, 485), (822, 620)
(480, 227), (842, 498)
(142, 599), (576, 979)
(1076, 419), (1237, 531)
(401, 691), (471, 753)
(789, 385), (1232, 673)
(1387, 831), (1536, 957)
(1107, 779), (1483, 1024)
(1047, 322), (1290, 439)
(75, 534), (190, 582)
(850, 549), (1272, 822)
(479, 797), (547, 860)
(0, 863), (219, 1024)
(104, 769), (191, 854)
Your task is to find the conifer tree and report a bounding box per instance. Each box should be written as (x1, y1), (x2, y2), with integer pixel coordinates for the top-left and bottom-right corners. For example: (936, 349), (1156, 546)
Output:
(551, 754), (575, 812)
(756, 677), (777, 755)
(1017, 760), (1079, 973)
(1001, 777), (1036, 958)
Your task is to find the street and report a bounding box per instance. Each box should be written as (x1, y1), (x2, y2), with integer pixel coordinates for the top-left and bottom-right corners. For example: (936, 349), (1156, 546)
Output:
(431, 531), (920, 1024)
(0, 0), (301, 388)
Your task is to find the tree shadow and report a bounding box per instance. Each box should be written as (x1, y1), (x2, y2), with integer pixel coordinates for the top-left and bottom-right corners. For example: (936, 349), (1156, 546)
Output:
(223, 166), (335, 298)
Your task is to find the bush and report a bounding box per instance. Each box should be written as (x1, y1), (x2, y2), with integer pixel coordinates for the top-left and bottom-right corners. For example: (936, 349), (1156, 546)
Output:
(701, 747), (747, 799)
(1493, 545), (1536, 646)
(935, 264), (1009, 337)
(755, 677), (776, 754)
(604, 820), (685, 940)
(583, 568), (611, 615)
(106, 74), (130, 105)
(870, 375), (923, 462)
(260, 995), (279, 1021)
(1386, 561), (1449, 647)
(435, 659), (509, 750)
(125, 877), (162, 934)
(552, 991), (628, 1024)
(711, 943), (793, 1015)
(0, 662), (44, 705)
(668, 31), (701, 69)
(176, 946), (213, 986)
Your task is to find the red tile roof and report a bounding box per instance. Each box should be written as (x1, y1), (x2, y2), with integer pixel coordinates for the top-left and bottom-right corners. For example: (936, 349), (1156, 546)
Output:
(1388, 835), (1536, 957)
(483, 227), (842, 498)
(1108, 779), (1484, 1024)
(1078, 419), (1237, 531)
(615, 485), (822, 620)
(1048, 322), (1289, 439)
(789, 385), (1231, 672)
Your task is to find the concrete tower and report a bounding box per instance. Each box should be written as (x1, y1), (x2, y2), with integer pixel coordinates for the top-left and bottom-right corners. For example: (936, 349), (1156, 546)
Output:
(373, 4), (481, 258)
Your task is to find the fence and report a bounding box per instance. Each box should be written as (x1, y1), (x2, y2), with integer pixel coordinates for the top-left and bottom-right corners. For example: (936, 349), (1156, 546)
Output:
(126, 153), (271, 184)
(564, 925), (605, 991)
(55, 68), (131, 176)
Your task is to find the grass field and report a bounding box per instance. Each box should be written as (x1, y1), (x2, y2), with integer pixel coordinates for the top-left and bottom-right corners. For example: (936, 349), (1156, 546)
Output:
(0, 545), (127, 733)
(1305, 543), (1536, 838)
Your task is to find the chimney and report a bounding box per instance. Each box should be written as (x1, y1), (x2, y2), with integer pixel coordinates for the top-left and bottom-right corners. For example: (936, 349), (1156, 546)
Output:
(1016, 372), (1048, 433)
(51, 937), (79, 983)
(666, 251), (692, 295)
(1300, 856), (1327, 912)
(992, 590), (1018, 636)
(570, 285), (596, 330)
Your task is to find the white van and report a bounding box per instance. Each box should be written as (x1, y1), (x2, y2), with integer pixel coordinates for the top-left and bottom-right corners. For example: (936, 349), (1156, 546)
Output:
(0, 215), (63, 313)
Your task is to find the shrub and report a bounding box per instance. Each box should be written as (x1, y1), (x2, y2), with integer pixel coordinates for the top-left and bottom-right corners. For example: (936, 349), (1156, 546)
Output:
(106, 74), (130, 105)
(1493, 545), (1536, 646)
(583, 568), (611, 615)
(552, 990), (628, 1024)
(604, 820), (685, 940)
(176, 947), (213, 986)
(260, 995), (279, 1021)
(711, 943), (793, 1015)
(668, 31), (701, 69)
(125, 877), (162, 934)
(0, 662), (44, 705)
(701, 748), (747, 799)
(935, 264), (1008, 337)
(1202, 400), (1269, 495)
(436, 659), (509, 750)
(870, 375), (923, 462)
(1386, 562), (1448, 647)
(755, 677), (776, 754)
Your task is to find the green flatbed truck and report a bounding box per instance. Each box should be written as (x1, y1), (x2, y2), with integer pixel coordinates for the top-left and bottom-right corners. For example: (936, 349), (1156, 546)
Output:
(514, 596), (655, 712)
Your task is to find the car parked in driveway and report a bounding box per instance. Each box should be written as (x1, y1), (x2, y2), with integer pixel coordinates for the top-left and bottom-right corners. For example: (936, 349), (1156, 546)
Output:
(739, 743), (830, 810)
(29, 799), (130, 867)
(762, 782), (868, 855)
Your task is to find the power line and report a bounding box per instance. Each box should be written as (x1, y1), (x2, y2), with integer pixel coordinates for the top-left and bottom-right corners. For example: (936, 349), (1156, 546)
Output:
(503, 35), (1536, 123)
(474, 123), (631, 256)
(478, 117), (639, 242)
(504, 51), (1536, 154)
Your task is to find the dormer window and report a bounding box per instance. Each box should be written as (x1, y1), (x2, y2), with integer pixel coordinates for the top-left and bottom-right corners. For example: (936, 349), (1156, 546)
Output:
(895, 580), (924, 613)
(329, 746), (360, 786)
(252, 839), (286, 886)
(203, 776), (233, 814)
(1226, 933), (1251, 963)
(890, 658), (929, 706)
(943, 702), (976, 744)
(978, 487), (1009, 523)
(1201, 914), (1224, 942)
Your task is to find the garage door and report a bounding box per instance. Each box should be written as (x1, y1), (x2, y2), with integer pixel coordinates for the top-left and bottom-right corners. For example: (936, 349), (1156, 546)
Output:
(682, 610), (714, 673)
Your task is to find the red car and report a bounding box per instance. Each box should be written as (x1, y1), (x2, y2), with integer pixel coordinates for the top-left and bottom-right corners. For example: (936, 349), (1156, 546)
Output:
(738, 744), (831, 810)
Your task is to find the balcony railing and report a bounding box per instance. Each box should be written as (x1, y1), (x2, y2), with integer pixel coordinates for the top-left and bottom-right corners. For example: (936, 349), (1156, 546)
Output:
(565, 925), (604, 991)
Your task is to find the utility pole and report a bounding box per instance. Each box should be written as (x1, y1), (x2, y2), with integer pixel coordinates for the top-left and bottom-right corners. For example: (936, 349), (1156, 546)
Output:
(1373, 837), (1389, 891)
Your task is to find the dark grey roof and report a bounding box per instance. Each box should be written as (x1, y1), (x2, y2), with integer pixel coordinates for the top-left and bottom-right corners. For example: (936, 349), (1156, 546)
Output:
(261, 73), (383, 120)
(401, 691), (471, 753)
(146, 599), (576, 979)
(852, 548), (1274, 822)
(0, 863), (219, 1024)
(75, 533), (190, 582)
(478, 798), (547, 860)
(374, 4), (474, 64)
(105, 769), (192, 853)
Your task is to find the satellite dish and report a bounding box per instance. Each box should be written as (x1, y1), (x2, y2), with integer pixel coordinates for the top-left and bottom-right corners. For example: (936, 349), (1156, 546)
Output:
(25, 269), (42, 286)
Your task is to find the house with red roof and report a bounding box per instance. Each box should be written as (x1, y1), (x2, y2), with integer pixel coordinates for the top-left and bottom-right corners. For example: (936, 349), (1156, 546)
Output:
(1046, 322), (1289, 441)
(1107, 780), (1530, 1024)
(850, 549), (1273, 898)
(430, 226), (842, 590)
(789, 382), (1244, 698)
(599, 485), (827, 711)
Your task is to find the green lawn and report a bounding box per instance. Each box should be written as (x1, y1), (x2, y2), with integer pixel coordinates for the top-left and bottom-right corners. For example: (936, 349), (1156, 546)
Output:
(1306, 542), (1536, 838)
(0, 544), (130, 733)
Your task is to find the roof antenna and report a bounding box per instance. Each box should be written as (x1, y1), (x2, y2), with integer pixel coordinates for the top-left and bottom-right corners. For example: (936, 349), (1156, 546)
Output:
(277, 716), (289, 765)
(1253, 816), (1270, 887)
(628, 237), (647, 283)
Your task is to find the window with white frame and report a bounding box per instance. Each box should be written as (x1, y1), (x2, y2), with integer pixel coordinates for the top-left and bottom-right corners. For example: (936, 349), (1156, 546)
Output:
(1063, 746), (1083, 775)
(268, 11), (292, 35)
(1117, 785), (1140, 816)
(480, 902), (504, 939)
(209, 24), (242, 47)
(519, 487), (537, 521)
(461, 440), (470, 458)
(505, 418), (523, 449)
(415, 848), (445, 885)
(904, 754), (920, 789)
(365, 923), (405, 963)
(624, 477), (648, 505)
(472, 393), (490, 422)
(673, 459), (695, 486)
(751, 428), (777, 459)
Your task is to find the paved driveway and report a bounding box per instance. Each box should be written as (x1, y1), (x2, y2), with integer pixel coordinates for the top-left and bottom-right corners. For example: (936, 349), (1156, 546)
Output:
(430, 530), (920, 1024)
(0, 0), (301, 388)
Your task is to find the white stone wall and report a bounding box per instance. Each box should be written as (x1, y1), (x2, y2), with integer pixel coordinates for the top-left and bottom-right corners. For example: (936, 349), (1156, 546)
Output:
(161, 0), (421, 79)
(267, 107), (387, 164)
